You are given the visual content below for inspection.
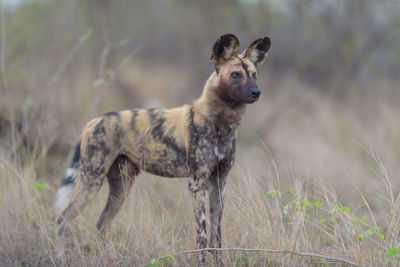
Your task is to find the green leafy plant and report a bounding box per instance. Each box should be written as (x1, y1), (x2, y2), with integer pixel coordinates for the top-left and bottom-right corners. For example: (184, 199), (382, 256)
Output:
(266, 186), (388, 259)
(34, 181), (49, 192)
(387, 247), (400, 259)
(148, 253), (175, 266)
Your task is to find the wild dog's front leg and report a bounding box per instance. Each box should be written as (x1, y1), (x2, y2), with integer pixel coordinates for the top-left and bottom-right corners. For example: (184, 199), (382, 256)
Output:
(208, 178), (226, 248)
(187, 112), (218, 265)
(208, 158), (233, 266)
(188, 175), (208, 267)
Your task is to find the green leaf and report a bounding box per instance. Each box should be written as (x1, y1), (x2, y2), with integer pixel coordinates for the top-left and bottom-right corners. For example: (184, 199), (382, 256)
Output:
(167, 254), (175, 263)
(357, 235), (363, 242)
(353, 217), (360, 226)
(92, 78), (106, 88)
(34, 181), (49, 192)
(295, 202), (303, 214)
(332, 205), (350, 214)
(302, 199), (310, 208)
(315, 201), (322, 208)
(333, 205), (340, 213)
(319, 219), (327, 225)
(289, 188), (298, 192)
(364, 229), (373, 237)
(361, 217), (367, 224)
(386, 247), (400, 259)
(154, 260), (163, 266)
(266, 190), (280, 197)
(340, 206), (351, 213)
(375, 232), (385, 241)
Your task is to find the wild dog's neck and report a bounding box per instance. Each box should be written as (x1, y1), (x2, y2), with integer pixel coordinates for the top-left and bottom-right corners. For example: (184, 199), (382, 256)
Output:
(193, 72), (246, 133)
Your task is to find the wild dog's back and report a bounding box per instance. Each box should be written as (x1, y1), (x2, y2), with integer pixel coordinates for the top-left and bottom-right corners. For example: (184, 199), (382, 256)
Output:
(79, 105), (192, 179)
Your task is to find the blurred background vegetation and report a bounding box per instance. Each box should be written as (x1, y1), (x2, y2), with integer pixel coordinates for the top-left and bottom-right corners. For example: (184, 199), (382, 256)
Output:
(1, 0), (400, 201)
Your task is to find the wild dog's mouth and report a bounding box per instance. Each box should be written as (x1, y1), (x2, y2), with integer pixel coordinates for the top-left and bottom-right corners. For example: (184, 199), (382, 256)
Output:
(247, 93), (260, 103)
(235, 94), (260, 104)
(247, 87), (261, 103)
(248, 96), (260, 103)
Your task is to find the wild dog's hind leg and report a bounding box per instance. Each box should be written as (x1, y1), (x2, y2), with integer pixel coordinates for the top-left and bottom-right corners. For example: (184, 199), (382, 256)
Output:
(57, 116), (120, 237)
(56, 167), (108, 238)
(57, 155), (113, 237)
(96, 155), (139, 234)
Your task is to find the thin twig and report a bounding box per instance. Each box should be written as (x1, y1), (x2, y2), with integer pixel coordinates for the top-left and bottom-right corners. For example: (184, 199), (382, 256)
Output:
(44, 28), (93, 93)
(0, 0), (8, 94)
(90, 37), (133, 117)
(1, 0), (21, 185)
(143, 247), (371, 267)
(90, 41), (111, 117)
(89, 44), (142, 118)
(23, 29), (93, 138)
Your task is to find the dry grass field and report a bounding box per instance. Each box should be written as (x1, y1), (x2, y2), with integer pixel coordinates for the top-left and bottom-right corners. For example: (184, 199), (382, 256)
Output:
(1, 1), (400, 266)
(1, 66), (400, 266)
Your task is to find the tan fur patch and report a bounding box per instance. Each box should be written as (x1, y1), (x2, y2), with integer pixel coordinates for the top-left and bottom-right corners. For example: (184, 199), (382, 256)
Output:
(163, 105), (190, 148)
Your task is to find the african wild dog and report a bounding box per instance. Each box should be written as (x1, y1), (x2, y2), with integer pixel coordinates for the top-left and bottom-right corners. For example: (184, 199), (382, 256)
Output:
(54, 33), (271, 266)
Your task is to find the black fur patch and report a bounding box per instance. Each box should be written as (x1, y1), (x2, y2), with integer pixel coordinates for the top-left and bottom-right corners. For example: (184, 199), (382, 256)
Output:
(93, 119), (105, 135)
(86, 139), (110, 162)
(72, 141), (81, 167)
(130, 109), (138, 131)
(255, 37), (271, 53)
(61, 175), (75, 186)
(188, 106), (199, 173)
(103, 111), (119, 117)
(246, 37), (271, 64)
(237, 57), (250, 78)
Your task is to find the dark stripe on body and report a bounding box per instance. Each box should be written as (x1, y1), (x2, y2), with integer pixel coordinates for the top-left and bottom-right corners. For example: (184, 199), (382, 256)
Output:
(93, 119), (105, 135)
(130, 109), (138, 131)
(147, 108), (185, 155)
(188, 106), (196, 137)
(188, 106), (199, 174)
(86, 119), (110, 163)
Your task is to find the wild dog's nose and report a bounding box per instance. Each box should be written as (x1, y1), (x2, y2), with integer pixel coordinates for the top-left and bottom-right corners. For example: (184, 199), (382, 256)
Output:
(251, 87), (261, 98)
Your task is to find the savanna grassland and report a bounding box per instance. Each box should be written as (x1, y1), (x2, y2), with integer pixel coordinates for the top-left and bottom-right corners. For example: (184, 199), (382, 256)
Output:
(1, 1), (400, 266)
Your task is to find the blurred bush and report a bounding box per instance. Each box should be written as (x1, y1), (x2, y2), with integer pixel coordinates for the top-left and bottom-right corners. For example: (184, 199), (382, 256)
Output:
(2, 0), (400, 90)
(1, 0), (399, 169)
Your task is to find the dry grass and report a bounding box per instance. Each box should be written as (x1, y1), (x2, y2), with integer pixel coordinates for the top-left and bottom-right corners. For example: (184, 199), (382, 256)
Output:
(1, 70), (400, 266)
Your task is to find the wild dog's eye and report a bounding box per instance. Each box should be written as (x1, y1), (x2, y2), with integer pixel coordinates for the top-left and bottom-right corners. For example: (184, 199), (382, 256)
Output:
(231, 72), (242, 79)
(252, 72), (257, 80)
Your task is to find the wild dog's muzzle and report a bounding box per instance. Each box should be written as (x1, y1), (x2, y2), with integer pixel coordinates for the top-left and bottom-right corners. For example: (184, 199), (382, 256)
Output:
(251, 87), (261, 99)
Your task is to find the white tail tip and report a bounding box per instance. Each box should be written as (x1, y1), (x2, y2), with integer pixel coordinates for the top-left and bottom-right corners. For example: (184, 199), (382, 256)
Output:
(53, 184), (74, 215)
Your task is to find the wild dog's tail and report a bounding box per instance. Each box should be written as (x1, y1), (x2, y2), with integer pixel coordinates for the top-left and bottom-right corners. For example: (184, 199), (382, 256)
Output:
(54, 141), (81, 215)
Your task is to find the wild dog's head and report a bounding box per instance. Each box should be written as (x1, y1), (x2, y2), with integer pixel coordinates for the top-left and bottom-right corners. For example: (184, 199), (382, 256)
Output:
(210, 34), (271, 105)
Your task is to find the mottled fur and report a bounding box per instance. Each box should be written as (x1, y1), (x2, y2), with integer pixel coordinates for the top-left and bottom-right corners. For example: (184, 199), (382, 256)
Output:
(55, 33), (270, 266)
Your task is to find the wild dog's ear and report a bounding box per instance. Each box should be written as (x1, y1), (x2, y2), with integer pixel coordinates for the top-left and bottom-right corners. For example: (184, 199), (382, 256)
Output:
(242, 37), (271, 66)
(211, 34), (240, 69)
